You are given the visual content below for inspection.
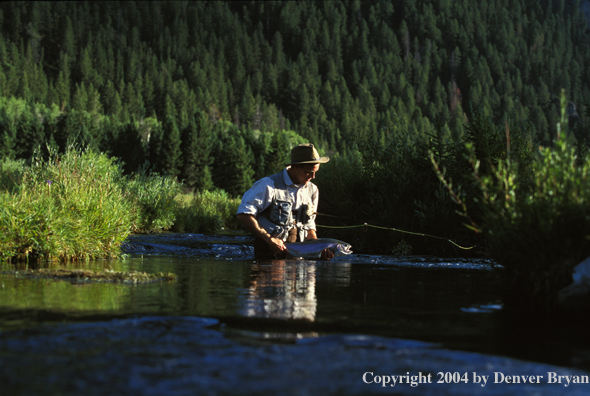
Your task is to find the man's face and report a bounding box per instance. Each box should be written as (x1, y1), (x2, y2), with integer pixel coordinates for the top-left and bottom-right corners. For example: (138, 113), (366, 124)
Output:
(290, 163), (320, 185)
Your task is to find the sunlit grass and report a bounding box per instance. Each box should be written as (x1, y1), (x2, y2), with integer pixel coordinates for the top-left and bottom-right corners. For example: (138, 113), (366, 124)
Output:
(0, 147), (134, 261)
(172, 189), (242, 233)
(120, 161), (181, 233)
(0, 146), (188, 262)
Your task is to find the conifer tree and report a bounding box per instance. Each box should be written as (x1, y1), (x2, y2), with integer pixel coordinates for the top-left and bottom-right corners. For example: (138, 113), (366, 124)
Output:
(160, 99), (183, 178)
(264, 130), (290, 175)
(212, 131), (254, 197)
(181, 111), (214, 191)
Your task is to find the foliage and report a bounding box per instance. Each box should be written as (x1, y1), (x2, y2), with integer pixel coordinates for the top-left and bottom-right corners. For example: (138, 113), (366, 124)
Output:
(432, 91), (590, 311)
(0, 146), (185, 262)
(120, 161), (182, 233)
(172, 190), (242, 234)
(0, 157), (25, 193)
(0, 146), (134, 261)
(468, 137), (590, 311)
(1, 0), (590, 269)
(0, 1), (588, 192)
(315, 117), (473, 256)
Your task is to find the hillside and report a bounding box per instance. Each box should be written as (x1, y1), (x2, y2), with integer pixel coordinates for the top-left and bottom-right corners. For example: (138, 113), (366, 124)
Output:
(0, 0), (589, 193)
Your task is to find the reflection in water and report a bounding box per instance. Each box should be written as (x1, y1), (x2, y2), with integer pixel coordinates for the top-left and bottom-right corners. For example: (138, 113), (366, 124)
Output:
(240, 261), (317, 320)
(240, 261), (321, 320)
(239, 260), (353, 321)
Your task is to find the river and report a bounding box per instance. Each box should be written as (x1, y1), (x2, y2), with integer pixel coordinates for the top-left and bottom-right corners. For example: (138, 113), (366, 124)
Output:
(0, 233), (589, 395)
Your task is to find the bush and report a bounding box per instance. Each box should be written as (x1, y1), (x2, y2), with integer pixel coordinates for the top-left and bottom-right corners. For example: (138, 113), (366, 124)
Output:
(120, 161), (181, 233)
(0, 158), (25, 193)
(0, 146), (134, 261)
(469, 137), (590, 311)
(437, 92), (590, 311)
(0, 146), (186, 262)
(172, 189), (242, 233)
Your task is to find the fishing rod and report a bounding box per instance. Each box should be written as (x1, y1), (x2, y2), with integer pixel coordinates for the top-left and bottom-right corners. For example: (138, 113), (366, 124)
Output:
(314, 212), (476, 250)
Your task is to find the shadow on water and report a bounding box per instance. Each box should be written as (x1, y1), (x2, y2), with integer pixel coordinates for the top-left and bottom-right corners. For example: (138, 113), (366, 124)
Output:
(1, 233), (590, 395)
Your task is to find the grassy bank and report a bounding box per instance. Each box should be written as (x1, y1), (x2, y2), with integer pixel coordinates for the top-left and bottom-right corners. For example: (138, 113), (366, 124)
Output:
(0, 147), (135, 262)
(0, 146), (245, 263)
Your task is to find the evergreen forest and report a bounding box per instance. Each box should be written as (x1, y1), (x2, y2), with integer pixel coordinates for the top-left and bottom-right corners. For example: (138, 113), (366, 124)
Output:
(0, 0), (588, 196)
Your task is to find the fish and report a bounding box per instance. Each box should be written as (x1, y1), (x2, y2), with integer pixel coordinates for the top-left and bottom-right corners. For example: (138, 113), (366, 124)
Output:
(284, 238), (353, 259)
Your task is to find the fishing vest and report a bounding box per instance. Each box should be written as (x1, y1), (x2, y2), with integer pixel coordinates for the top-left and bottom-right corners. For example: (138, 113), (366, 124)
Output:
(257, 171), (315, 242)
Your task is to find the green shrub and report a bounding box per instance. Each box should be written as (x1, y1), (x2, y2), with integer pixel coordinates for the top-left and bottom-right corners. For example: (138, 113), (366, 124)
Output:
(469, 136), (590, 311)
(172, 189), (242, 233)
(0, 146), (134, 261)
(0, 158), (25, 193)
(436, 92), (590, 311)
(120, 161), (182, 233)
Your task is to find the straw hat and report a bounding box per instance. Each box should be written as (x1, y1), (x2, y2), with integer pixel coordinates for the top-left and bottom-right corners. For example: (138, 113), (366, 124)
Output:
(285, 143), (330, 166)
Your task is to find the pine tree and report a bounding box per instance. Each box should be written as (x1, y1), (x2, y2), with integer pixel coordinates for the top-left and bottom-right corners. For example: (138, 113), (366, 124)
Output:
(160, 102), (183, 178)
(181, 111), (214, 190)
(264, 130), (290, 175)
(72, 82), (88, 112)
(212, 132), (254, 197)
(239, 78), (256, 126)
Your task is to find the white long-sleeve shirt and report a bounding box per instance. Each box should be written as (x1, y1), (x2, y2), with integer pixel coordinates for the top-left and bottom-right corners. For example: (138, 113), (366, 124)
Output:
(237, 168), (318, 231)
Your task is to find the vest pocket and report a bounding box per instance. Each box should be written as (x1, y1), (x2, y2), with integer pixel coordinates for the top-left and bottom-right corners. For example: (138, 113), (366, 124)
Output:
(269, 200), (292, 226)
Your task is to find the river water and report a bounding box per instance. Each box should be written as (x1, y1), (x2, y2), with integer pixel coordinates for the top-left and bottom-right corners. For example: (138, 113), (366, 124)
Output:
(0, 233), (589, 395)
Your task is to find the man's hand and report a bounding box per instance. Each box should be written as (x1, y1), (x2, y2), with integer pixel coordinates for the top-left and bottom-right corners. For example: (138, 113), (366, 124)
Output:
(306, 229), (334, 260)
(268, 236), (288, 257)
(237, 213), (288, 258)
(321, 248), (335, 260)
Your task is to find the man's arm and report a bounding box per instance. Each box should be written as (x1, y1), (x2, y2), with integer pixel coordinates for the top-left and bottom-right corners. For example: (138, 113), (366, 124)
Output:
(306, 229), (318, 240)
(237, 213), (288, 256)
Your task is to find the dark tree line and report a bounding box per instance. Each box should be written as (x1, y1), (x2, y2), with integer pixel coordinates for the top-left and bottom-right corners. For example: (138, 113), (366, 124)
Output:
(0, 0), (588, 195)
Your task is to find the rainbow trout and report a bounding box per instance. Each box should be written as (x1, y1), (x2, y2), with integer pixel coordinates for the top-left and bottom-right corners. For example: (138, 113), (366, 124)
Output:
(284, 238), (352, 259)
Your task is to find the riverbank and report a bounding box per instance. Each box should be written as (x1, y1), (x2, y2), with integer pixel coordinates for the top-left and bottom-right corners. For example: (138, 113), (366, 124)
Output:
(0, 147), (240, 263)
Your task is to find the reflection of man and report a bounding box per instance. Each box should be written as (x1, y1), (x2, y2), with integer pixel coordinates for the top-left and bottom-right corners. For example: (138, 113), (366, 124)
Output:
(240, 261), (317, 321)
(237, 143), (334, 260)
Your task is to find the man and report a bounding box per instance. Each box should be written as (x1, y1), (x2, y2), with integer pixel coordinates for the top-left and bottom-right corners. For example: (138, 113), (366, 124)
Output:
(237, 143), (334, 260)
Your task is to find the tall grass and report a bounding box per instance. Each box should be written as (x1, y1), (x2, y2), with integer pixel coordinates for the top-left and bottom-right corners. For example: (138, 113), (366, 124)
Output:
(0, 146), (187, 262)
(0, 158), (25, 193)
(172, 189), (242, 233)
(120, 161), (181, 233)
(0, 147), (134, 261)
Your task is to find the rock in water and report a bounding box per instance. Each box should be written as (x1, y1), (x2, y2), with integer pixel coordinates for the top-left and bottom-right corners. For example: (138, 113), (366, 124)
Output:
(557, 256), (590, 308)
